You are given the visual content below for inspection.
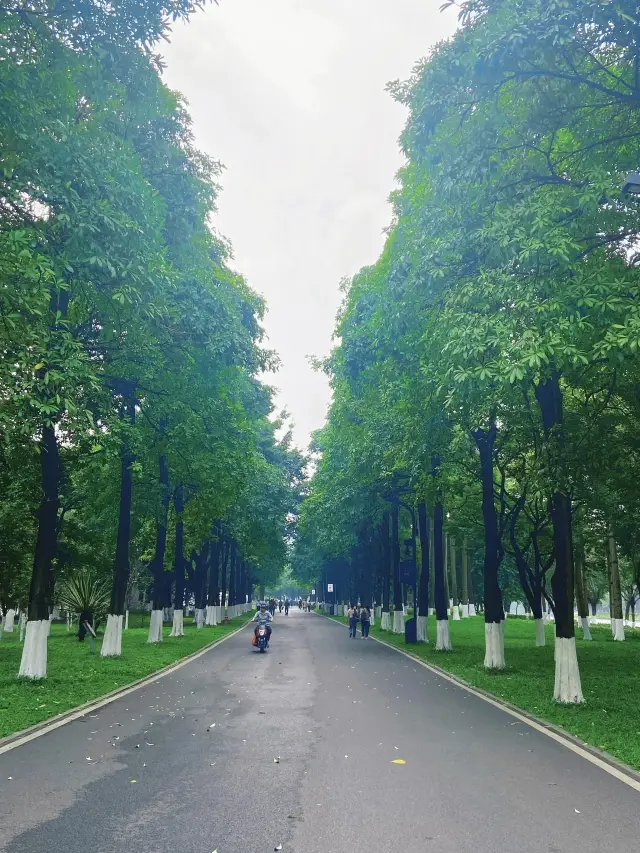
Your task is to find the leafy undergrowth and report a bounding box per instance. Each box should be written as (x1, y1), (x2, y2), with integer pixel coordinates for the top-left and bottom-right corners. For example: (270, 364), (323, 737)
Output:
(0, 615), (251, 738)
(329, 613), (640, 771)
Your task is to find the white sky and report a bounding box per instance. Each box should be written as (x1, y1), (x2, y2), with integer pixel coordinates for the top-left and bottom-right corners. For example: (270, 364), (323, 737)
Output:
(162, 0), (458, 449)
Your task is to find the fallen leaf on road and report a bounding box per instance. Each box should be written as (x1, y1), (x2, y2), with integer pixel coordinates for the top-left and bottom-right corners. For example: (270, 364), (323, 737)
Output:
(575, 809), (580, 814)
(391, 759), (406, 765)
(130, 780), (137, 784)
(275, 845), (283, 851)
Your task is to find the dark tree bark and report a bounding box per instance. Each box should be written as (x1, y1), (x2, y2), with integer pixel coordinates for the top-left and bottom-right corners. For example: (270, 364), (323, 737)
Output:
(391, 506), (402, 611)
(110, 392), (136, 616)
(28, 423), (60, 621)
(208, 535), (220, 607)
(191, 540), (210, 611)
(449, 537), (459, 607)
(360, 528), (374, 609)
(173, 486), (185, 612)
(461, 539), (469, 608)
(381, 512), (391, 612)
(471, 425), (504, 626)
(228, 540), (237, 606)
(417, 502), (430, 615)
(535, 373), (575, 641)
(431, 456), (448, 622)
(220, 537), (229, 610)
(150, 448), (171, 610)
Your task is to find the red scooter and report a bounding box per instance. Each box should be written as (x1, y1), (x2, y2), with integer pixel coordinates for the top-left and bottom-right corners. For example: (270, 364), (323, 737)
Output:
(253, 624), (269, 653)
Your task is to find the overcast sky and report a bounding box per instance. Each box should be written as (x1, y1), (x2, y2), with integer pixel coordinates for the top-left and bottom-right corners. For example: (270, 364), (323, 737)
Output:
(162, 0), (458, 450)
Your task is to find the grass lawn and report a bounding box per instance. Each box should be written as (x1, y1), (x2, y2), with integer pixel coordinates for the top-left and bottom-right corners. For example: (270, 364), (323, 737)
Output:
(0, 614), (251, 739)
(330, 612), (640, 772)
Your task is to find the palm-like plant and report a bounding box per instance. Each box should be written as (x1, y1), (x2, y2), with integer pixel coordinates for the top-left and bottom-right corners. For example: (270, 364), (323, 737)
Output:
(57, 572), (111, 626)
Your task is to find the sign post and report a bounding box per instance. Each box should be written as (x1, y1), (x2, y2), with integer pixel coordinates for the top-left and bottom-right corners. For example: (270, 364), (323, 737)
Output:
(327, 583), (334, 614)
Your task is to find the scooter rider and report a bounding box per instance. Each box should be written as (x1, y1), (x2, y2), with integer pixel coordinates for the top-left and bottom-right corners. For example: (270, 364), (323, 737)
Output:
(252, 603), (273, 645)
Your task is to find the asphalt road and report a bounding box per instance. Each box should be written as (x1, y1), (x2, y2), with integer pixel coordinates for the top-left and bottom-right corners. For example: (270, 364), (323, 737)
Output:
(0, 610), (638, 853)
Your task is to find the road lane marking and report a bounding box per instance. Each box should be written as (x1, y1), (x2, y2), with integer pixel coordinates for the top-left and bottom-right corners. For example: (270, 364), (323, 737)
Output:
(0, 619), (251, 756)
(319, 613), (640, 793)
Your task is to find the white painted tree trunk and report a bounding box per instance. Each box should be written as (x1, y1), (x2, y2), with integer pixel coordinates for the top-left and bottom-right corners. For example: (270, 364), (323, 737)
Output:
(612, 617), (625, 641)
(147, 609), (163, 643)
(579, 615), (592, 641)
(19, 620), (49, 678)
(416, 614), (428, 642)
(125, 610), (129, 630)
(195, 608), (205, 628)
(101, 614), (123, 657)
(381, 611), (391, 631)
(435, 619), (452, 651)
(452, 604), (461, 621)
(535, 618), (546, 647)
(554, 636), (584, 703)
(216, 605), (223, 623)
(4, 609), (15, 632)
(170, 609), (184, 637)
(204, 604), (215, 625)
(47, 613), (53, 635)
(392, 610), (404, 634)
(19, 612), (27, 642)
(66, 613), (71, 631)
(459, 604), (469, 618)
(468, 603), (476, 616)
(428, 607), (434, 616)
(484, 621), (505, 669)
(370, 608), (375, 627)
(375, 606), (382, 619)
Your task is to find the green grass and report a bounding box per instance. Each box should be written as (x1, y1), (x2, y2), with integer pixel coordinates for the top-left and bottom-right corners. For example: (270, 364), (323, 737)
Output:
(0, 614), (251, 739)
(330, 612), (640, 771)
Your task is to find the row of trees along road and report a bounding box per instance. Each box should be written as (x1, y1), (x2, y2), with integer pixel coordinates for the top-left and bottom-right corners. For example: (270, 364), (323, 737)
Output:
(294, 0), (640, 704)
(0, 0), (305, 678)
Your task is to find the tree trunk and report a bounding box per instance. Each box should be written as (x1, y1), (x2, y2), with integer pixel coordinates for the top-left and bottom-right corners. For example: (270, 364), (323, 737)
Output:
(220, 538), (229, 615)
(432, 456), (451, 650)
(20, 424), (60, 678)
(103, 392), (135, 657)
(170, 486), (186, 637)
(391, 507), (403, 633)
(472, 423), (505, 669)
(150, 452), (170, 610)
(417, 502), (430, 642)
(449, 537), (460, 619)
(461, 539), (469, 616)
(380, 511), (391, 629)
(206, 534), (220, 624)
(607, 531), (624, 641)
(574, 532), (591, 640)
(535, 373), (583, 702)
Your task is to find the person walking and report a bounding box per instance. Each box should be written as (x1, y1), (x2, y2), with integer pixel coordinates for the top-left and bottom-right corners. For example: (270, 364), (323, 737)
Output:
(360, 605), (371, 638)
(348, 604), (359, 638)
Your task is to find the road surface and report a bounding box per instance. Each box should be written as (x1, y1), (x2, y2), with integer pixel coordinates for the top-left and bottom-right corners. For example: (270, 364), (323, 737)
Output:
(0, 609), (637, 853)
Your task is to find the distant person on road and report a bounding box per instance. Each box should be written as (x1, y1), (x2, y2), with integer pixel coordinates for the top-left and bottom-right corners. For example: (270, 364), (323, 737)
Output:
(347, 604), (357, 638)
(360, 605), (371, 638)
(284, 597), (290, 615)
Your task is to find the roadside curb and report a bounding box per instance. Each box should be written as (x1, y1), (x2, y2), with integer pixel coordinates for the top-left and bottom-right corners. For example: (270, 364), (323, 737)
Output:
(0, 616), (252, 755)
(320, 612), (640, 792)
